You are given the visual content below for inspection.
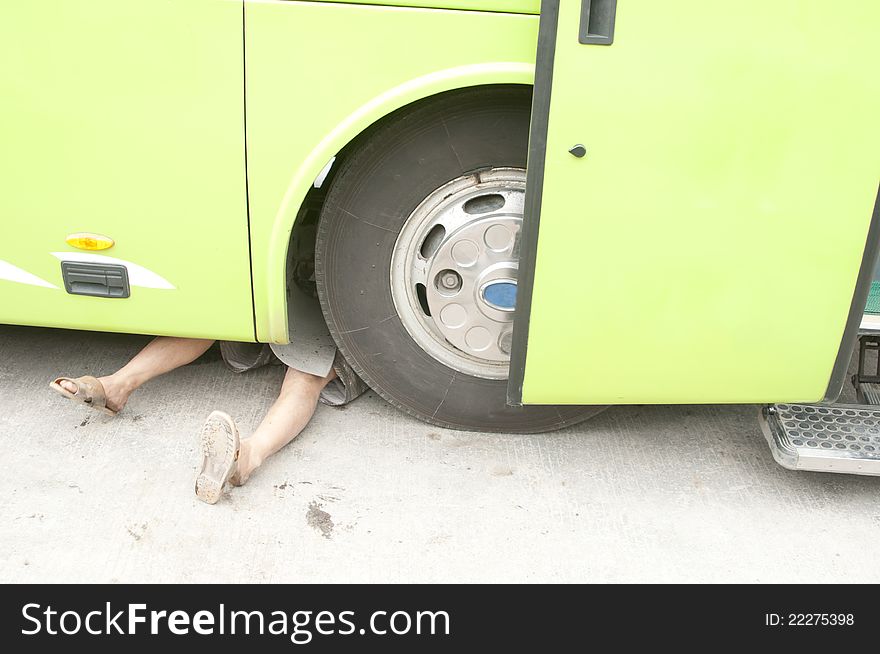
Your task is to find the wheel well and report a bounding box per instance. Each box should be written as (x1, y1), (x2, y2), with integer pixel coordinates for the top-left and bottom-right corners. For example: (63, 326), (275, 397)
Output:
(284, 84), (533, 300)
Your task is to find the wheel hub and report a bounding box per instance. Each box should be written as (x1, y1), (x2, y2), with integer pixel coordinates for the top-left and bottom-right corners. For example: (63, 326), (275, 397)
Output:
(391, 168), (525, 380)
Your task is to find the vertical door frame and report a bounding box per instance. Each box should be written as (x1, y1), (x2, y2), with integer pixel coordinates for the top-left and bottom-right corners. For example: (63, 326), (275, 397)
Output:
(508, 0), (560, 405)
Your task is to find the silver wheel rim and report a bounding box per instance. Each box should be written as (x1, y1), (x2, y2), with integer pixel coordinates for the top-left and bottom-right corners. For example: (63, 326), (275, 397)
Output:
(390, 168), (525, 380)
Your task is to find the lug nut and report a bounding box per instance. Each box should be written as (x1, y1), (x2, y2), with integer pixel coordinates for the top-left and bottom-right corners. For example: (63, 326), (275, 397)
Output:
(437, 270), (462, 292)
(498, 331), (513, 355)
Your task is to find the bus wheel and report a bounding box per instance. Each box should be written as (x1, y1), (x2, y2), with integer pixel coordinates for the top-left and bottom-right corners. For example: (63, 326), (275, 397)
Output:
(315, 86), (603, 433)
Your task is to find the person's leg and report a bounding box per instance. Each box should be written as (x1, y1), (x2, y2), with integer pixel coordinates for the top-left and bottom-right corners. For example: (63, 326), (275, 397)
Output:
(231, 366), (337, 486)
(58, 337), (214, 413)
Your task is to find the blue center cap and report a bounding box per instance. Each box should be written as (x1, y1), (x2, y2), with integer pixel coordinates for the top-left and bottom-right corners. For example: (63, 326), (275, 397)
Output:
(482, 281), (517, 312)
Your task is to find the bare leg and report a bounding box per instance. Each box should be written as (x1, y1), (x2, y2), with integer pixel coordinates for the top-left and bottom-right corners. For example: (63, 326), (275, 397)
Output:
(231, 366), (336, 485)
(59, 337), (214, 413)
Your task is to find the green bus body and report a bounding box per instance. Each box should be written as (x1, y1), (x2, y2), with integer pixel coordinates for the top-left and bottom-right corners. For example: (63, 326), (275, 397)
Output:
(2, 1), (878, 407)
(1, 0), (537, 343)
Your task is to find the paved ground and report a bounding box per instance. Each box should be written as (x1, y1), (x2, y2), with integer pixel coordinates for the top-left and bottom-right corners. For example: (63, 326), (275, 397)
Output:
(1, 323), (878, 583)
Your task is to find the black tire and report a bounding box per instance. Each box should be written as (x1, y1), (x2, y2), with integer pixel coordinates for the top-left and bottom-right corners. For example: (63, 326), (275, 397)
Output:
(316, 86), (603, 433)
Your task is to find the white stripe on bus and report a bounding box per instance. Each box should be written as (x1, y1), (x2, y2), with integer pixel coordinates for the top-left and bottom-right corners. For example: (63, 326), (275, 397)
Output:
(0, 260), (58, 289)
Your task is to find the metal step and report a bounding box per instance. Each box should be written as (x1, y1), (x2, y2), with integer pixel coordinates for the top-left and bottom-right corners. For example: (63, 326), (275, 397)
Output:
(760, 404), (880, 476)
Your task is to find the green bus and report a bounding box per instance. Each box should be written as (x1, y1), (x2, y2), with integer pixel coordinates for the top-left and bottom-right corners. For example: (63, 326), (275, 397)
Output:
(2, 2), (879, 472)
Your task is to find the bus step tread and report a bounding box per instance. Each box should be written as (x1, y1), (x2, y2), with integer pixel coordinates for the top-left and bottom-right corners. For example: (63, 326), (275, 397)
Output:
(760, 403), (880, 476)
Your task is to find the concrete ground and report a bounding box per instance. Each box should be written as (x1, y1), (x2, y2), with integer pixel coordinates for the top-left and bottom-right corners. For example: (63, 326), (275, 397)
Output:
(1, 323), (878, 584)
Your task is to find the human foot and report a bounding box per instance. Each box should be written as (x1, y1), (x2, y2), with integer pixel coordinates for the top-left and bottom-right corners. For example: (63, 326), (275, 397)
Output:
(49, 375), (128, 415)
(229, 439), (261, 487)
(195, 411), (241, 504)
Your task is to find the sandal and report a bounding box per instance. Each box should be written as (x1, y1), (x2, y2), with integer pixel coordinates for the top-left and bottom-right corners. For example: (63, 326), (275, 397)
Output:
(49, 376), (118, 416)
(195, 411), (241, 505)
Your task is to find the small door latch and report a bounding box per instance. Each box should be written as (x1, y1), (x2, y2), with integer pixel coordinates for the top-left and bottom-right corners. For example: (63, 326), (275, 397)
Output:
(569, 144), (587, 158)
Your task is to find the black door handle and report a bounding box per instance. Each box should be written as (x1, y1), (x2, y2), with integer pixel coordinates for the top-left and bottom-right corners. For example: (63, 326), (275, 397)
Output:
(580, 0), (617, 45)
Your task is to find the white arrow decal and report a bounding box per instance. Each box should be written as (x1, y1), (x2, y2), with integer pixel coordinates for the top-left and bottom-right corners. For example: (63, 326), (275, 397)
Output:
(0, 260), (58, 289)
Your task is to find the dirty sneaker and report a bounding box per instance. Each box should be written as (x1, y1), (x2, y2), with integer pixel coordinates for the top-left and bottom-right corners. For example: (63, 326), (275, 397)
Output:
(194, 411), (240, 505)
